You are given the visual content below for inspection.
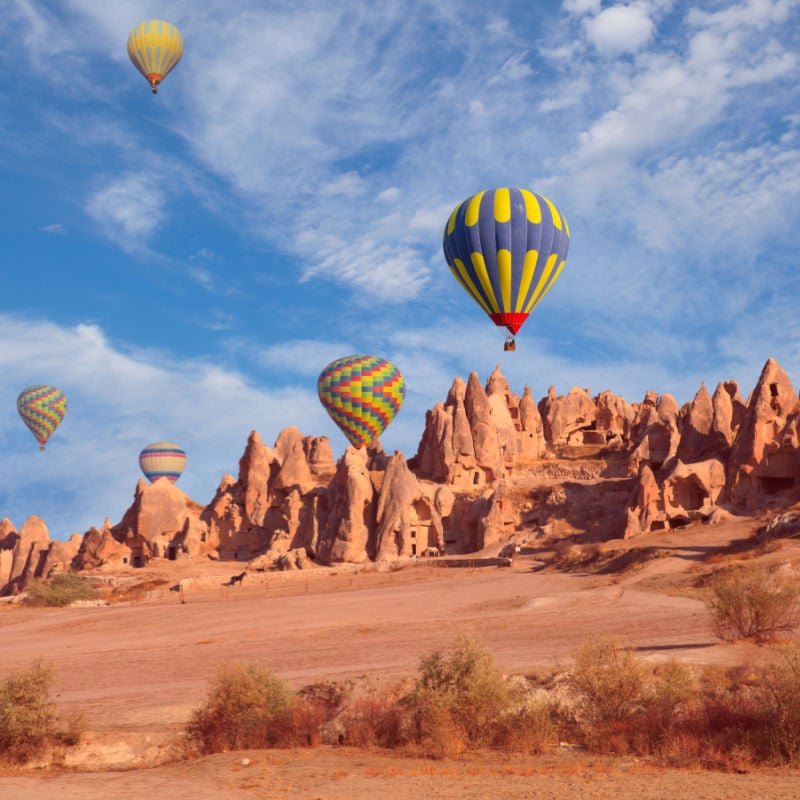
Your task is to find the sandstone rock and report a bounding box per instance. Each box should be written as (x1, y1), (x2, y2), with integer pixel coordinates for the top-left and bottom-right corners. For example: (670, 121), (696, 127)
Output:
(5, 516), (51, 593)
(373, 453), (444, 560)
(624, 466), (664, 538)
(663, 459), (726, 519)
(485, 365), (519, 469)
(304, 436), (335, 478)
(465, 372), (502, 482)
(75, 526), (132, 569)
(676, 384), (715, 463)
(539, 385), (597, 447)
(40, 536), (82, 578)
(113, 478), (207, 564)
(518, 387), (546, 459)
(727, 358), (799, 507)
(316, 447), (374, 564)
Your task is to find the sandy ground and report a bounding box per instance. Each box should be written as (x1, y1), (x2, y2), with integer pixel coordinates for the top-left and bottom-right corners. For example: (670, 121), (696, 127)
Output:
(2, 514), (800, 798)
(3, 749), (800, 800)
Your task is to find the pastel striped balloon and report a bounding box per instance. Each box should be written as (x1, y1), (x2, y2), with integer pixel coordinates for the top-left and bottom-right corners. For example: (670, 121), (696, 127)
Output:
(318, 355), (405, 449)
(139, 441), (187, 483)
(17, 385), (67, 450)
(127, 20), (183, 94)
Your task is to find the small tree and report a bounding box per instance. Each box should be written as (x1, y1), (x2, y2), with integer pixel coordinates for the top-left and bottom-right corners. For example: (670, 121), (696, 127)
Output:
(405, 634), (516, 754)
(567, 639), (646, 725)
(0, 660), (82, 764)
(706, 567), (800, 644)
(186, 663), (299, 753)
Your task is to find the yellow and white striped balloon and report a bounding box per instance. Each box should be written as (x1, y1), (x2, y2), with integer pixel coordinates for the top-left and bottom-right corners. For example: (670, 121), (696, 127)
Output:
(127, 20), (183, 94)
(139, 441), (187, 483)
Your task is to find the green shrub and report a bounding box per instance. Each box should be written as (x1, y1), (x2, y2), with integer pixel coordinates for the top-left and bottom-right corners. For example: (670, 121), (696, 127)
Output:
(0, 660), (82, 764)
(706, 567), (800, 644)
(26, 573), (99, 607)
(186, 663), (301, 754)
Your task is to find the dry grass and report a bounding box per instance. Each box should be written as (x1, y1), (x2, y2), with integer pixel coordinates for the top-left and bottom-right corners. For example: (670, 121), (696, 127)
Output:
(24, 574), (99, 607)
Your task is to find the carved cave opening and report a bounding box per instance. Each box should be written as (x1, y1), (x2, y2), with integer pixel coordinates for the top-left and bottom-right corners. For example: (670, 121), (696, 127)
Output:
(759, 476), (795, 495)
(671, 478), (707, 511)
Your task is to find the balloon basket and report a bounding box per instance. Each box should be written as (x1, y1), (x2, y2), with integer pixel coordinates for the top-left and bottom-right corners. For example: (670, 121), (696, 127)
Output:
(504, 336), (516, 352)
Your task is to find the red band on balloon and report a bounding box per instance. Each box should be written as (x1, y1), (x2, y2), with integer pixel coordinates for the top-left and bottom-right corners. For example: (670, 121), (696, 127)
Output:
(489, 312), (528, 335)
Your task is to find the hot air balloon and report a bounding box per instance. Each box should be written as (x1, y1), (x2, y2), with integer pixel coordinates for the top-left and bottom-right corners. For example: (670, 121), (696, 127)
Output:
(127, 20), (183, 94)
(139, 441), (186, 483)
(443, 188), (570, 351)
(317, 355), (405, 449)
(17, 385), (67, 451)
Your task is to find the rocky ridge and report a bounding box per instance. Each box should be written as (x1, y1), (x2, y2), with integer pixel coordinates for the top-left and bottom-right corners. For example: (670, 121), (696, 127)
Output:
(2, 358), (800, 595)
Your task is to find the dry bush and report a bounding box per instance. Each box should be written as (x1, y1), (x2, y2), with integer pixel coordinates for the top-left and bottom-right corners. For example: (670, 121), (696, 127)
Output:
(186, 663), (303, 754)
(706, 566), (800, 643)
(760, 644), (800, 764)
(404, 634), (512, 755)
(402, 634), (557, 756)
(25, 574), (99, 607)
(567, 640), (647, 727)
(566, 642), (696, 756)
(336, 692), (410, 748)
(0, 660), (83, 764)
(493, 696), (559, 754)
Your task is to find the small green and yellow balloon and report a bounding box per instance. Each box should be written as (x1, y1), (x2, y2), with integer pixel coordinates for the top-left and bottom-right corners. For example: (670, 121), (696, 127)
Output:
(17, 385), (67, 450)
(317, 355), (405, 449)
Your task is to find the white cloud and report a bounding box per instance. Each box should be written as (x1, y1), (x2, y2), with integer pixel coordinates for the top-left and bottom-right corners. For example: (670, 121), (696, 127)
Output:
(0, 314), (329, 535)
(259, 339), (356, 376)
(377, 187), (401, 201)
(85, 173), (166, 253)
(584, 4), (655, 55)
(563, 0), (603, 15)
(38, 223), (67, 234)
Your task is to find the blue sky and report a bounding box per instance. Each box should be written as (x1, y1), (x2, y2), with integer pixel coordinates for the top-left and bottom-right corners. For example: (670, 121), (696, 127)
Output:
(1, 0), (799, 537)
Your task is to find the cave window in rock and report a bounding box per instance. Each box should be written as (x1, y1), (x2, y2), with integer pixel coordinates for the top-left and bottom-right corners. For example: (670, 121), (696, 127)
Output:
(650, 520), (667, 531)
(770, 383), (779, 398)
(166, 545), (177, 561)
(473, 471), (481, 485)
(759, 476), (795, 495)
(671, 477), (708, 512)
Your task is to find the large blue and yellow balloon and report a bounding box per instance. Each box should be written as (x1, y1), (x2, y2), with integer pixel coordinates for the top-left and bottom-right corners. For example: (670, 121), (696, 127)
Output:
(443, 188), (570, 338)
(17, 385), (67, 450)
(127, 20), (183, 94)
(318, 355), (405, 449)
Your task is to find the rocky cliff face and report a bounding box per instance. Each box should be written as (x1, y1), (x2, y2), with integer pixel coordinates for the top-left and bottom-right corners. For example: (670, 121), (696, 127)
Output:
(3, 357), (800, 595)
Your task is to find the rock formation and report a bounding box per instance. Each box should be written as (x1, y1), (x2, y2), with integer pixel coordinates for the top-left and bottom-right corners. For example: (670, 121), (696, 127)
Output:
(3, 358), (800, 596)
(726, 359), (800, 507)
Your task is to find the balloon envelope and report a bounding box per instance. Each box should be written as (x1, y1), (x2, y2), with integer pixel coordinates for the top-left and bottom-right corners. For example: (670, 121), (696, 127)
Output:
(127, 20), (183, 93)
(317, 355), (405, 449)
(139, 441), (186, 483)
(17, 385), (67, 450)
(443, 188), (570, 335)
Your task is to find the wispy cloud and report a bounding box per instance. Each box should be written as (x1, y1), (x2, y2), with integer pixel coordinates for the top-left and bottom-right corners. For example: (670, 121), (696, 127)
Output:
(85, 172), (166, 254)
(37, 223), (67, 235)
